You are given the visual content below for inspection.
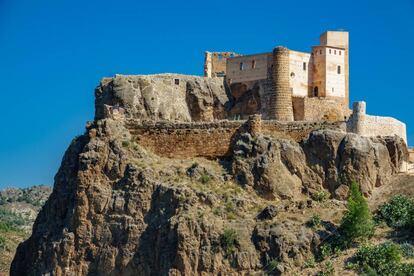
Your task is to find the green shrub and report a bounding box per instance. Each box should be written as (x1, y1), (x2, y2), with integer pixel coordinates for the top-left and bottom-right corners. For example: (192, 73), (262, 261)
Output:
(400, 242), (414, 259)
(307, 214), (322, 228)
(319, 244), (333, 260)
(221, 228), (239, 256)
(198, 174), (211, 184)
(351, 242), (412, 275)
(339, 182), (374, 243)
(317, 260), (334, 276)
(121, 140), (130, 147)
(313, 191), (329, 202)
(266, 259), (280, 273)
(376, 195), (414, 229)
(304, 256), (316, 268)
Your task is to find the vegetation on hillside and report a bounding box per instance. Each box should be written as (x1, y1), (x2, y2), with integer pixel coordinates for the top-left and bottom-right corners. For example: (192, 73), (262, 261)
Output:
(0, 185), (51, 273)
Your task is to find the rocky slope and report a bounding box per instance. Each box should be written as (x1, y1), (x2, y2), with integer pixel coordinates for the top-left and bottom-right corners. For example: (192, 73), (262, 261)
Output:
(0, 185), (51, 273)
(10, 74), (410, 275)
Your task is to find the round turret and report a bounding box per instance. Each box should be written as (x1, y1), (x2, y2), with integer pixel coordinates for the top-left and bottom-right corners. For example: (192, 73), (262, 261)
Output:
(270, 46), (293, 121)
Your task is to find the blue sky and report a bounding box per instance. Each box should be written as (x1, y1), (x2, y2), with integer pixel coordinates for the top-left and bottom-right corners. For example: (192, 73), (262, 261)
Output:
(0, 0), (413, 188)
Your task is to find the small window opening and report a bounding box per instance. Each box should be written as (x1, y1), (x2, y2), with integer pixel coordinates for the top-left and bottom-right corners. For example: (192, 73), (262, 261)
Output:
(303, 62), (307, 71)
(252, 59), (256, 69)
(332, 87), (334, 92)
(334, 50), (336, 55)
(240, 62), (244, 71)
(174, 79), (180, 85)
(337, 65), (341, 74)
(290, 72), (295, 78)
(329, 49), (331, 54)
(313, 86), (319, 97)
(320, 49), (322, 55)
(339, 51), (341, 56)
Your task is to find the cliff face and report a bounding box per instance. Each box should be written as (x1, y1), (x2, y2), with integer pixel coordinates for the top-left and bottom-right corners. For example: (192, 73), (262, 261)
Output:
(95, 74), (230, 122)
(11, 75), (409, 275)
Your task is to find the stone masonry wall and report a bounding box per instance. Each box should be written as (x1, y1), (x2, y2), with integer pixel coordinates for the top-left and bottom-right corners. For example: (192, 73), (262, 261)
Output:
(293, 96), (350, 121)
(126, 118), (344, 158)
(347, 102), (407, 144)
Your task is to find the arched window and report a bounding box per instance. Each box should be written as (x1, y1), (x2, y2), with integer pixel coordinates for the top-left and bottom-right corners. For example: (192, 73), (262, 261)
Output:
(313, 86), (319, 97)
(337, 65), (341, 74)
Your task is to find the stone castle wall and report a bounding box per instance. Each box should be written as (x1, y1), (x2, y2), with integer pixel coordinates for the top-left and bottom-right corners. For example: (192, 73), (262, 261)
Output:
(204, 52), (240, 78)
(292, 96), (350, 121)
(347, 102), (407, 144)
(126, 118), (344, 158)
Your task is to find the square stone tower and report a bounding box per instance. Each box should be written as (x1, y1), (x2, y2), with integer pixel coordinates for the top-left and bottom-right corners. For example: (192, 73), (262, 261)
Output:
(319, 31), (349, 107)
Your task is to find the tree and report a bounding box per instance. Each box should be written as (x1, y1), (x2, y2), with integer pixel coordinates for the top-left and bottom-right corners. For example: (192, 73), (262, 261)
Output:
(340, 181), (374, 243)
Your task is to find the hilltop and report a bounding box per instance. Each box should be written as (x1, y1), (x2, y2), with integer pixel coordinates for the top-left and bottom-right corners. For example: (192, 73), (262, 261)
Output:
(8, 73), (414, 275)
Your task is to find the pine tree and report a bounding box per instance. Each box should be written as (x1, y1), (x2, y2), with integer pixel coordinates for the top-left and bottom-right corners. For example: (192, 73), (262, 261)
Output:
(340, 181), (374, 243)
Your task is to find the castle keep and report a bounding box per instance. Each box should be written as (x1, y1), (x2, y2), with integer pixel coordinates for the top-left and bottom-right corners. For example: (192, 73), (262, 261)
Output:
(204, 31), (350, 122)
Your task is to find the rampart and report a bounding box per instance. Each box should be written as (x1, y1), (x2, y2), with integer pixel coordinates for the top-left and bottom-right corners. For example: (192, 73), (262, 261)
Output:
(126, 118), (344, 158)
(347, 101), (407, 144)
(292, 96), (350, 121)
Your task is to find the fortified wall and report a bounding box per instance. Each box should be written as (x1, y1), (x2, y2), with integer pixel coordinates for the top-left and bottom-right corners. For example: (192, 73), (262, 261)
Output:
(347, 102), (407, 144)
(126, 117), (344, 158)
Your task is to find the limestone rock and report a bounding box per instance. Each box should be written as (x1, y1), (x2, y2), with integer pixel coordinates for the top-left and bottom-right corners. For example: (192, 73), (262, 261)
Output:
(95, 74), (230, 122)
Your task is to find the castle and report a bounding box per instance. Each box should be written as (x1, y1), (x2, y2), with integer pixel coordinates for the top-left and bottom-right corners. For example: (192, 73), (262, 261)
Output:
(203, 31), (407, 144)
(204, 31), (350, 122)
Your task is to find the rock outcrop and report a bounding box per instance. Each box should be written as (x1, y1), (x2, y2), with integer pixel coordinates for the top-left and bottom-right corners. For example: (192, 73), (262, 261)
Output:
(232, 129), (407, 201)
(95, 74), (229, 122)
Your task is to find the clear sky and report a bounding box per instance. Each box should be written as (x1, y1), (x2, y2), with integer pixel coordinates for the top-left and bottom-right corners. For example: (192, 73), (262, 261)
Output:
(0, 0), (413, 188)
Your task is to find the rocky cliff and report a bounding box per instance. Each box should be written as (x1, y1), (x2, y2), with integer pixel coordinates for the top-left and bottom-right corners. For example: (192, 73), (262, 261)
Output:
(11, 74), (409, 275)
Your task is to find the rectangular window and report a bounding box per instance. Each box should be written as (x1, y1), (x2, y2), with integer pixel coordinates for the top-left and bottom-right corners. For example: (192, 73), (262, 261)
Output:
(303, 62), (306, 71)
(174, 79), (179, 85)
(329, 49), (331, 54)
(320, 49), (322, 55)
(252, 60), (256, 69)
(339, 51), (341, 56)
(334, 50), (336, 55)
(240, 62), (244, 70)
(337, 65), (341, 74)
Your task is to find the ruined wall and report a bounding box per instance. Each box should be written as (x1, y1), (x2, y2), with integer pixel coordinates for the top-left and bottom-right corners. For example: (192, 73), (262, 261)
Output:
(128, 121), (241, 158)
(347, 102), (407, 144)
(226, 53), (271, 83)
(126, 118), (344, 158)
(293, 96), (350, 121)
(204, 52), (240, 78)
